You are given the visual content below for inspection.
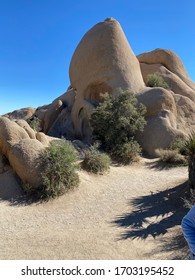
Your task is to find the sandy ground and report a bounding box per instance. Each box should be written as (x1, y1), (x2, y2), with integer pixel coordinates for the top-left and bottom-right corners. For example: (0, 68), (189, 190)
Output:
(0, 158), (190, 260)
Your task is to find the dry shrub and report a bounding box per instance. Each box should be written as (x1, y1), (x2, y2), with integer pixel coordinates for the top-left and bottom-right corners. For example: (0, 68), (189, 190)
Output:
(156, 149), (187, 166)
(82, 147), (111, 174)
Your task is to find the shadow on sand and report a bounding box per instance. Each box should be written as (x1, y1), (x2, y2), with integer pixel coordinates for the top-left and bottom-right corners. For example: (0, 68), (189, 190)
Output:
(113, 180), (190, 259)
(144, 158), (187, 171)
(0, 169), (40, 206)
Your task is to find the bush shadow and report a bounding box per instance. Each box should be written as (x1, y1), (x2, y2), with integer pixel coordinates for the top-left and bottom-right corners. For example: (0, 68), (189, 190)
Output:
(144, 159), (186, 171)
(112, 181), (190, 259)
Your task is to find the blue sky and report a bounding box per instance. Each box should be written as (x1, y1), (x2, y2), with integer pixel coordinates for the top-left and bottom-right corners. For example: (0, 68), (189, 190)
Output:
(0, 0), (194, 115)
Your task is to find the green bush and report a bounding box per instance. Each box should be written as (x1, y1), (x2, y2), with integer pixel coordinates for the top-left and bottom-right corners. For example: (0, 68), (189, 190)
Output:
(111, 140), (142, 164)
(38, 140), (79, 200)
(90, 90), (146, 163)
(155, 149), (187, 166)
(169, 136), (188, 155)
(27, 117), (41, 132)
(146, 72), (169, 89)
(82, 146), (111, 174)
(185, 133), (195, 157)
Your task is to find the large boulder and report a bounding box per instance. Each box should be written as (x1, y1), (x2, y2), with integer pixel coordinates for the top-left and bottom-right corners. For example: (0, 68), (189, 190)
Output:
(26, 20), (195, 157)
(3, 107), (35, 120)
(33, 88), (76, 139)
(139, 63), (195, 103)
(8, 139), (45, 188)
(0, 117), (30, 154)
(137, 48), (195, 91)
(16, 119), (36, 139)
(136, 87), (184, 155)
(136, 48), (195, 155)
(69, 18), (145, 141)
(70, 18), (145, 98)
(0, 117), (53, 188)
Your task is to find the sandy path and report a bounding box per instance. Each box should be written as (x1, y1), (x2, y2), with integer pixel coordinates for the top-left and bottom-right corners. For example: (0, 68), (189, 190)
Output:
(0, 159), (189, 260)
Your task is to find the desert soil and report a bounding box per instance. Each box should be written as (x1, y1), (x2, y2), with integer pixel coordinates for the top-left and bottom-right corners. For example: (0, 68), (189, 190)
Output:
(0, 158), (189, 260)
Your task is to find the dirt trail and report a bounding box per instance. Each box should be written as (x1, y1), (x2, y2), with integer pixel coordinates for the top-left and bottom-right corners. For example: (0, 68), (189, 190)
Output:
(0, 159), (189, 259)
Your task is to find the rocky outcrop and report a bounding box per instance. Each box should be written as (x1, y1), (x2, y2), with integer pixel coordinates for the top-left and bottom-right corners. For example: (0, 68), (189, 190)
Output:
(136, 87), (180, 155)
(69, 18), (145, 141)
(3, 107), (35, 120)
(28, 19), (195, 156)
(70, 18), (145, 97)
(136, 48), (195, 155)
(33, 18), (146, 143)
(34, 88), (76, 139)
(0, 117), (53, 188)
(137, 48), (195, 91)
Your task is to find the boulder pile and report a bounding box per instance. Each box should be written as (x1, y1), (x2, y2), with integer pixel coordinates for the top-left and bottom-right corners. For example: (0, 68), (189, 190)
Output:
(0, 117), (52, 188)
(32, 18), (195, 156)
(1, 18), (195, 188)
(3, 107), (35, 120)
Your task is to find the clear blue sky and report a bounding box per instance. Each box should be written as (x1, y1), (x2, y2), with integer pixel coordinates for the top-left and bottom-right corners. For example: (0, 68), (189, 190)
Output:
(0, 0), (194, 115)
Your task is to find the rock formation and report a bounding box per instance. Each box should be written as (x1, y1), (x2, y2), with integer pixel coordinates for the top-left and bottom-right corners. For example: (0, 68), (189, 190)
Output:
(0, 117), (53, 188)
(136, 48), (195, 155)
(30, 18), (195, 156)
(3, 107), (35, 120)
(2, 18), (195, 161)
(69, 18), (145, 141)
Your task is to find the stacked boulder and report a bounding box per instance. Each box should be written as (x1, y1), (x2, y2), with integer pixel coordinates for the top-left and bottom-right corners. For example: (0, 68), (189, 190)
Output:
(1, 17), (195, 189)
(34, 18), (146, 143)
(3, 107), (35, 120)
(0, 117), (52, 188)
(136, 49), (195, 155)
(32, 18), (195, 156)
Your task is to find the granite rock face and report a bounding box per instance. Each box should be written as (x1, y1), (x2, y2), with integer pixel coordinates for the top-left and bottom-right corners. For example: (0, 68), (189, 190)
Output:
(69, 18), (145, 142)
(136, 48), (195, 155)
(0, 117), (53, 188)
(3, 107), (35, 121)
(13, 19), (195, 157)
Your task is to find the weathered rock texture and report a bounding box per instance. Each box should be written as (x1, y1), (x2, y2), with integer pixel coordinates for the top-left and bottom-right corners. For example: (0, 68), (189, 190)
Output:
(136, 48), (195, 155)
(69, 17), (145, 141)
(25, 19), (195, 156)
(3, 107), (35, 120)
(137, 48), (195, 91)
(0, 117), (53, 188)
(34, 88), (76, 140)
(33, 18), (146, 143)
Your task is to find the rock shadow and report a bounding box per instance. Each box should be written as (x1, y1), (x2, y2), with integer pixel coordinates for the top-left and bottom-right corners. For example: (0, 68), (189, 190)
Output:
(0, 169), (40, 206)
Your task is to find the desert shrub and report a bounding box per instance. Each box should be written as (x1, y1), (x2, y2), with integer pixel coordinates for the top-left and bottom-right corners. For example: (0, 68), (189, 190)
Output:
(37, 140), (79, 200)
(146, 72), (169, 89)
(185, 133), (195, 157)
(27, 117), (41, 132)
(90, 90), (146, 163)
(111, 140), (142, 164)
(82, 146), (111, 174)
(169, 135), (188, 155)
(156, 149), (187, 166)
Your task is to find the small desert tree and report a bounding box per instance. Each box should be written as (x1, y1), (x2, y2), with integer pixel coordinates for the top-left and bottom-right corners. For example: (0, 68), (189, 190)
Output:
(90, 90), (146, 163)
